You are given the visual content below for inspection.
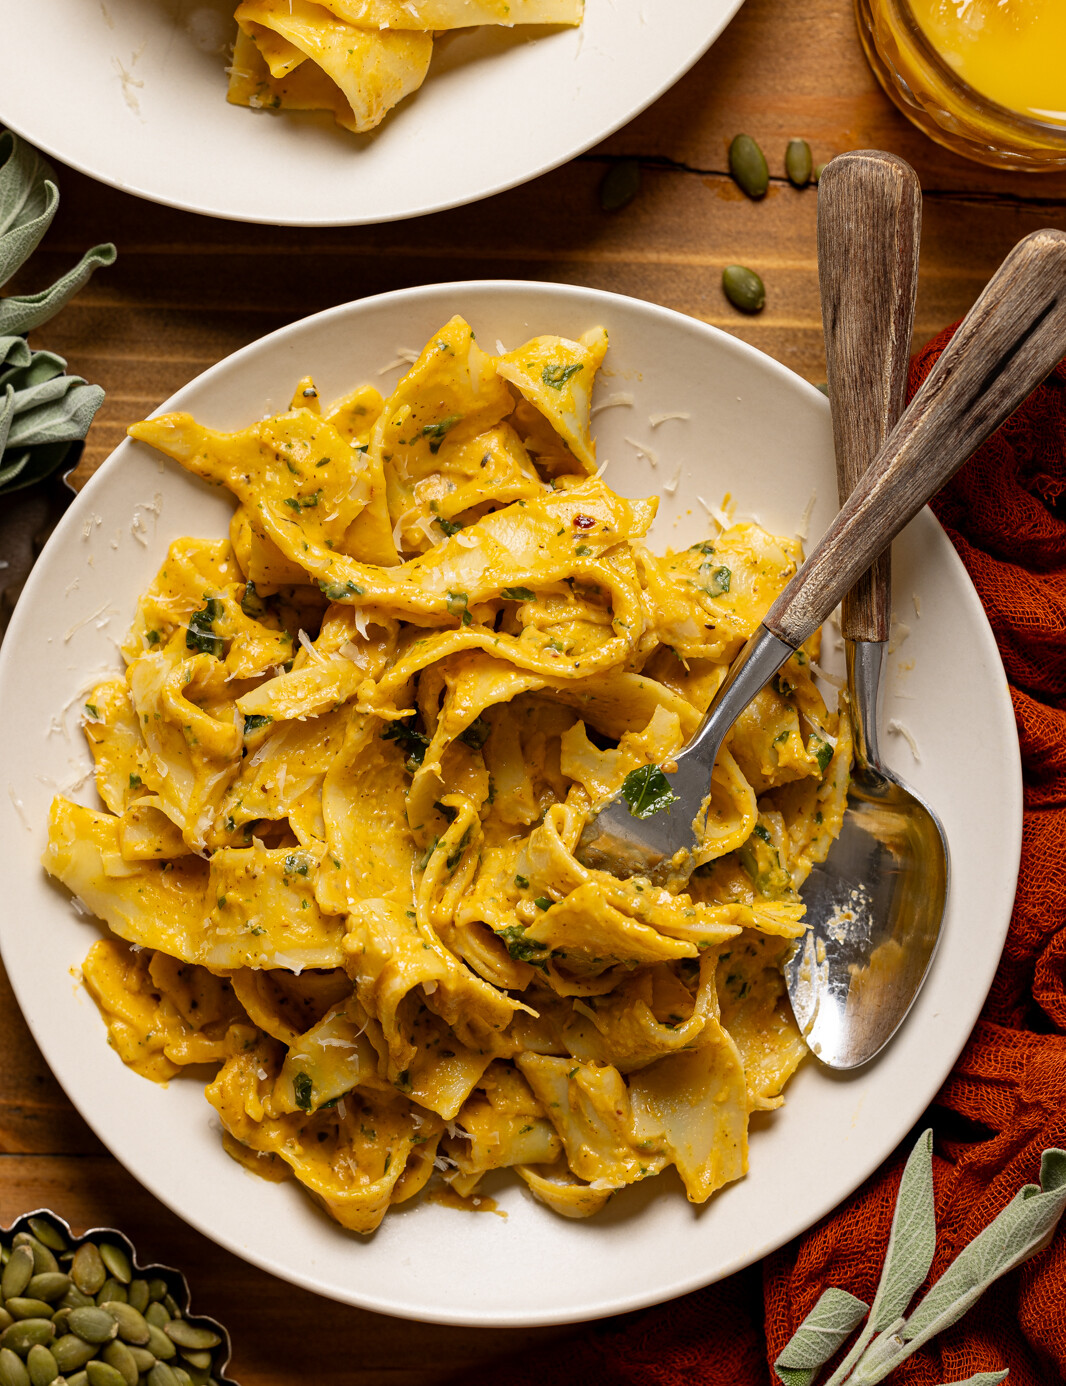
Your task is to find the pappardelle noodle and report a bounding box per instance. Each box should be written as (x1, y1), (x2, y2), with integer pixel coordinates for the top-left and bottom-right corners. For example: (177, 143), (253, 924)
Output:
(226, 0), (583, 136)
(43, 318), (850, 1232)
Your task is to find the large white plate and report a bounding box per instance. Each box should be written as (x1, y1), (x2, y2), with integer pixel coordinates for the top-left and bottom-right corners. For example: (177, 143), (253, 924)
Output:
(0, 283), (1021, 1326)
(0, 0), (741, 226)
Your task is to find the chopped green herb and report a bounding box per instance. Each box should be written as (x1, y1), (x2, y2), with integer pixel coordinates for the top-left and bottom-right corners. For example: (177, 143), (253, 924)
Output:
(243, 714), (273, 735)
(84, 704), (99, 719)
(318, 578), (365, 600)
(621, 764), (680, 819)
(146, 628), (161, 646)
(458, 717), (490, 750)
(437, 517), (462, 537)
(808, 733), (834, 774)
(293, 1071), (314, 1112)
(446, 590), (472, 626)
(541, 362), (583, 390)
(422, 414), (462, 454)
(534, 896), (552, 911)
(186, 598), (225, 658)
(382, 717), (430, 771)
(502, 586), (536, 601)
(514, 874), (529, 889)
(700, 564), (732, 598)
(240, 581), (268, 619)
(283, 852), (311, 877)
(496, 924), (547, 965)
(689, 540), (716, 555)
(129, 773), (142, 789)
(575, 544), (593, 557)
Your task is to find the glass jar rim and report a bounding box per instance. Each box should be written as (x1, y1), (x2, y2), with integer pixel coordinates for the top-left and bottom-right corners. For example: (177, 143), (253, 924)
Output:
(897, 0), (1066, 144)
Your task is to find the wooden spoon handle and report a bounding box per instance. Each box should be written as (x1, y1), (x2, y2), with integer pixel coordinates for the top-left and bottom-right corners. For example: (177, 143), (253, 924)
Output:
(818, 151), (922, 642)
(764, 226), (1066, 650)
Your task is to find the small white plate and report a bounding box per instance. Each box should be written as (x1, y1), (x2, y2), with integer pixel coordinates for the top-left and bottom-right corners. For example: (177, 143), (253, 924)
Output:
(0, 0), (742, 226)
(0, 283), (1021, 1326)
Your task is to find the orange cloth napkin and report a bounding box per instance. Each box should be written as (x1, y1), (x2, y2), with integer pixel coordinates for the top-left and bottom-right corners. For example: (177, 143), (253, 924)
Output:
(503, 329), (1066, 1385)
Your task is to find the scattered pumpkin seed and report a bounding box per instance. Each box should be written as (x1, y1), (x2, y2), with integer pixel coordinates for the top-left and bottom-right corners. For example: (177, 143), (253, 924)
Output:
(26, 1277), (69, 1306)
(85, 1361), (127, 1386)
(171, 1369), (193, 1386)
(0, 1314), (11, 1335)
(95, 1250), (130, 1290)
(59, 1289), (93, 1312)
(127, 1347), (156, 1373)
(24, 1345), (57, 1386)
(162, 1324), (219, 1353)
(66, 1308), (116, 1347)
(52, 1335), (96, 1373)
(162, 1297), (179, 1320)
(0, 1321), (54, 1355)
(146, 1283), (168, 1306)
(24, 1227), (64, 1259)
(70, 1248), (105, 1300)
(99, 1304), (148, 1349)
(126, 1282), (149, 1317)
(814, 162), (828, 183)
(785, 138), (812, 187)
(100, 1340), (138, 1386)
(46, 1313), (68, 1339)
(66, 1373), (89, 1386)
(144, 1326), (175, 1362)
(4, 1303), (55, 1325)
(728, 133), (769, 199)
(95, 1281), (126, 1310)
(2, 1249), (35, 1302)
(0, 1347), (29, 1386)
(599, 160), (642, 213)
(179, 1350), (212, 1372)
(147, 1363), (180, 1386)
(722, 264), (766, 314)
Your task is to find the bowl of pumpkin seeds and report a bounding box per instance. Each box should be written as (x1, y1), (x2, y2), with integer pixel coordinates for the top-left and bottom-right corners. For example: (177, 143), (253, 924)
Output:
(0, 1211), (235, 1386)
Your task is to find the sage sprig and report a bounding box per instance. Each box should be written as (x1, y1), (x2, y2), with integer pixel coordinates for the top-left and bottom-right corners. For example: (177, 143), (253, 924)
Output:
(775, 1131), (1066, 1386)
(0, 129), (115, 495)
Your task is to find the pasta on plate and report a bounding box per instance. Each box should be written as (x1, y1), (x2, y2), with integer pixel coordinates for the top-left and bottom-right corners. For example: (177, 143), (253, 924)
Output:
(43, 318), (850, 1233)
(226, 0), (584, 135)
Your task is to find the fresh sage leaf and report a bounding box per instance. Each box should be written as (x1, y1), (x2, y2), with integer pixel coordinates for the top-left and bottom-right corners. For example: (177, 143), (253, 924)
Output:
(621, 764), (680, 819)
(0, 384), (13, 457)
(892, 1148), (1066, 1361)
(7, 381), (102, 448)
(0, 241), (116, 335)
(0, 131), (58, 283)
(868, 1128), (937, 1328)
(0, 335), (33, 370)
(774, 1288), (869, 1384)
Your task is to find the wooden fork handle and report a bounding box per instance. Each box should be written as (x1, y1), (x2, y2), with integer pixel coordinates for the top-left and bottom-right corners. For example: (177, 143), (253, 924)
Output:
(764, 226), (1066, 650)
(818, 151), (922, 643)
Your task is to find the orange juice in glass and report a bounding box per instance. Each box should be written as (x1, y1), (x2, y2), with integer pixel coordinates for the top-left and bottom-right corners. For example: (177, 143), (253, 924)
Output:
(856, 0), (1066, 169)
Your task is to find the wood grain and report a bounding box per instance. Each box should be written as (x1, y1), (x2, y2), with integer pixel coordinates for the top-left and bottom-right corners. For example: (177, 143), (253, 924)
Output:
(3, 1), (1066, 1379)
(818, 150), (922, 642)
(766, 227), (1066, 648)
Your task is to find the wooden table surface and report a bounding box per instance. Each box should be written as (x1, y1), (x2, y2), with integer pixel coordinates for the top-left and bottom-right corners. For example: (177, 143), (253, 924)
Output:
(3, 1), (1065, 1381)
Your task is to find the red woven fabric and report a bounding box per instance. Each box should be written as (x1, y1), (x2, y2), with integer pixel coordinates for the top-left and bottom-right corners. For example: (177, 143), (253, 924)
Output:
(496, 330), (1066, 1386)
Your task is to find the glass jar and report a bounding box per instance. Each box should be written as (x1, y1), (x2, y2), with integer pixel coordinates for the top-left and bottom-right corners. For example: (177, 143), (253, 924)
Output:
(855, 0), (1066, 171)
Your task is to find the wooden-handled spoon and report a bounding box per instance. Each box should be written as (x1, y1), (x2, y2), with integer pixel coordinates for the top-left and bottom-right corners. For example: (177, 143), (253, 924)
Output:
(785, 150), (949, 1070)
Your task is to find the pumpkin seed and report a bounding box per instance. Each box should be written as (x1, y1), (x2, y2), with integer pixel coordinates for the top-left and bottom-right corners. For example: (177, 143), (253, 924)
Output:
(94, 1253), (128, 1293)
(146, 1284), (167, 1306)
(178, 1350), (211, 1372)
(160, 1325), (217, 1354)
(66, 1308), (116, 1347)
(98, 1306), (147, 1349)
(0, 1314), (12, 1335)
(1, 1320), (55, 1356)
(182, 1366), (210, 1386)
(85, 1363), (126, 1386)
(144, 1327), (174, 1363)
(161, 1298), (179, 1321)
(66, 1374), (89, 1386)
(142, 1308), (168, 1332)
(100, 1340), (138, 1386)
(599, 160), (641, 213)
(46, 1313), (67, 1339)
(69, 1250), (105, 1300)
(171, 1369), (193, 1386)
(25, 1227), (66, 1259)
(126, 1347), (155, 1373)
(722, 264), (766, 314)
(52, 1336), (96, 1373)
(2, 1249), (35, 1302)
(147, 1364), (179, 1386)
(5, 1303), (56, 1325)
(728, 133), (769, 199)
(58, 1290), (92, 1313)
(26, 1278), (69, 1307)
(814, 162), (828, 183)
(0, 1348), (29, 1386)
(11, 1243), (56, 1280)
(93, 1284), (124, 1311)
(25, 1345), (58, 1386)
(785, 138), (812, 187)
(125, 1283), (148, 1318)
